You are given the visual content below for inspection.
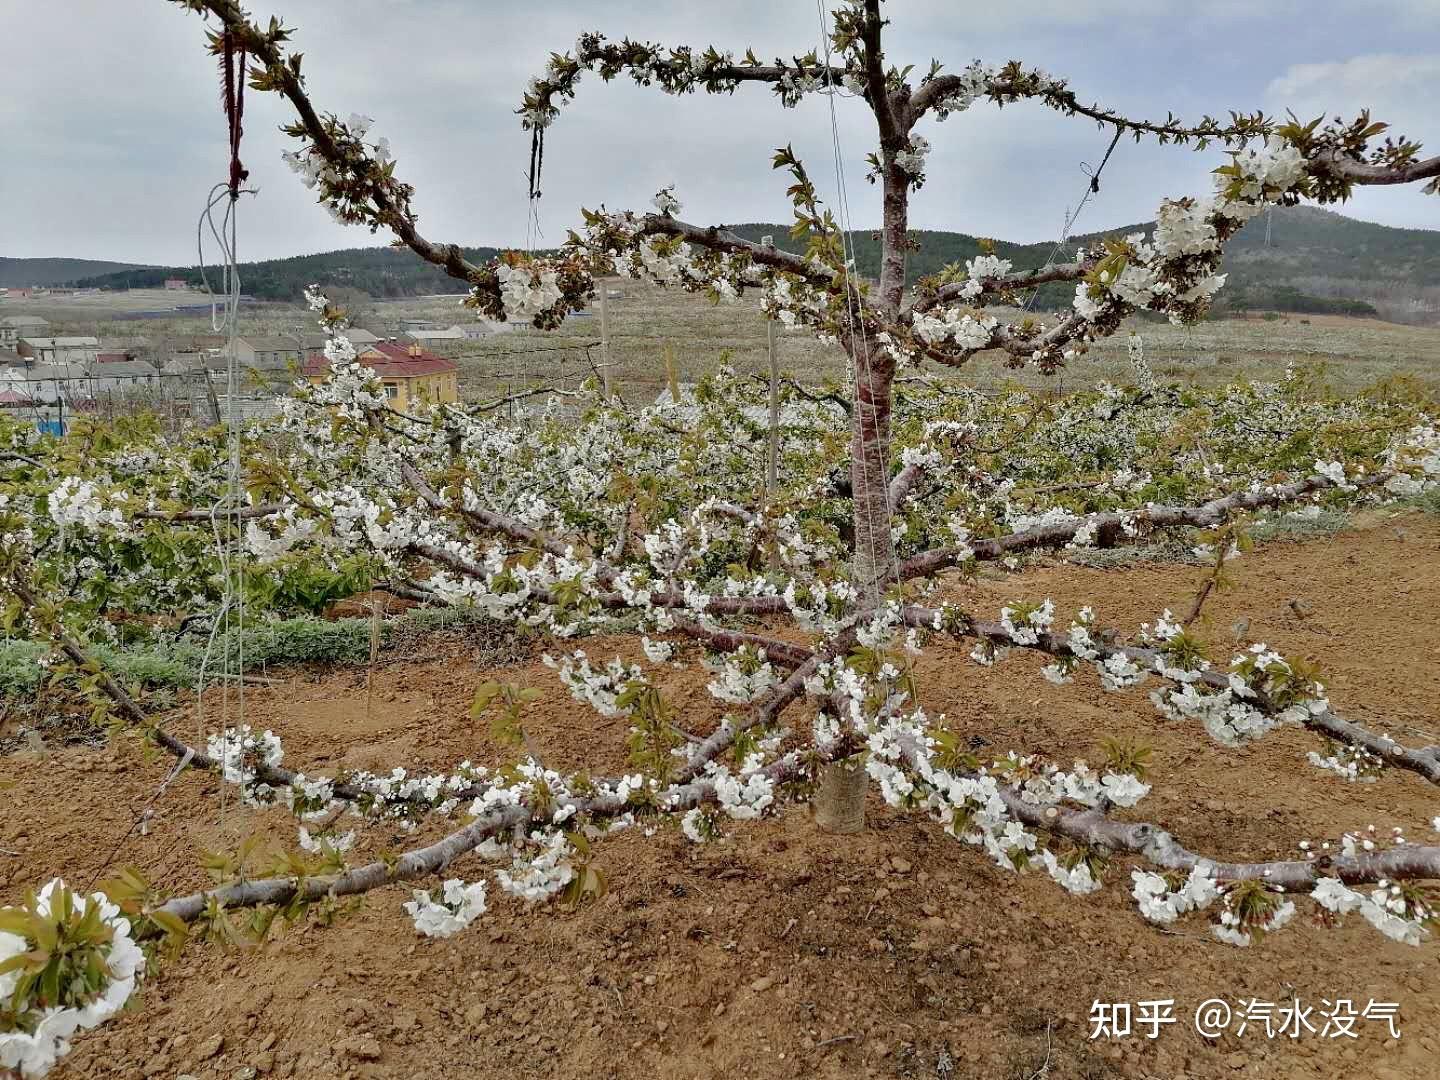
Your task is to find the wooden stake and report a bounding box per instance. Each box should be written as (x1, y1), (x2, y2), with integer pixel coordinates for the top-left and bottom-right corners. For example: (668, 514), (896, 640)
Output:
(763, 235), (779, 497)
(598, 280), (613, 398)
(664, 342), (680, 403)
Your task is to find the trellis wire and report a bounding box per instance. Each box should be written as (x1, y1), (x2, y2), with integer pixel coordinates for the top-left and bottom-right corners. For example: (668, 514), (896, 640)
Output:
(1022, 124), (1123, 315)
(195, 180), (255, 830)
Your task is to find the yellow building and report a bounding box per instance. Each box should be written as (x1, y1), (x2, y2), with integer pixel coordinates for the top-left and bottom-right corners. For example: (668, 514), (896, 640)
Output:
(305, 341), (460, 411)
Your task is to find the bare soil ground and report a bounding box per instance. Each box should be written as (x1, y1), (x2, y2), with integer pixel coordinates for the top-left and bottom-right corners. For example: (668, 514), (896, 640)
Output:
(5, 511), (1440, 1080)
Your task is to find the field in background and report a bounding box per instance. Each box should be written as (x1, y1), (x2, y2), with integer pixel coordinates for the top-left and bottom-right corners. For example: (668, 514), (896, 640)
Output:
(8, 280), (1439, 403)
(356, 284), (1440, 402)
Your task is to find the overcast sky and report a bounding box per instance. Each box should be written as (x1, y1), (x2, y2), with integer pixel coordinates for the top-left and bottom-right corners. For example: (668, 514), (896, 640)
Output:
(3, 0), (1438, 266)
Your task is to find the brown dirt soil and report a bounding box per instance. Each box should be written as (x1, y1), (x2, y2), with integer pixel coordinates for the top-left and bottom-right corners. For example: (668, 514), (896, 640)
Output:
(5, 511), (1440, 1080)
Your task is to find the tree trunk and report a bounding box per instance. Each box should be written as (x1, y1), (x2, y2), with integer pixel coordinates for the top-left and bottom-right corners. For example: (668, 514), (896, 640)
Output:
(812, 753), (868, 833)
(815, 333), (898, 834)
(817, 51), (911, 834)
(848, 335), (898, 593)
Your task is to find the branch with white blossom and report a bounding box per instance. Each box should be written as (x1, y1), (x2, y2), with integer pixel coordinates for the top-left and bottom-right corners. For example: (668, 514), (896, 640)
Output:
(899, 466), (1395, 580)
(898, 603), (1440, 788)
(907, 63), (1271, 146)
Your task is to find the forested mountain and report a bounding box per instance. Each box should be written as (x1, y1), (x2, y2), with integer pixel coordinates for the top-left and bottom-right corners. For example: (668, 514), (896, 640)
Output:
(65, 245), (502, 301)
(44, 207), (1440, 324)
(727, 207), (1440, 321)
(1, 257), (154, 288)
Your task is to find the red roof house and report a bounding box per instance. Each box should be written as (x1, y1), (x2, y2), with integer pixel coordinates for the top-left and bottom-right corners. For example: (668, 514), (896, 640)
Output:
(304, 341), (460, 409)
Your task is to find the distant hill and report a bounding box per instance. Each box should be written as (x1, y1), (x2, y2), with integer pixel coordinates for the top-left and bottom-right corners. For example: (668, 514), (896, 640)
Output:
(65, 246), (502, 303)
(0, 257), (155, 288)
(43, 206), (1440, 324)
(725, 208), (1440, 323)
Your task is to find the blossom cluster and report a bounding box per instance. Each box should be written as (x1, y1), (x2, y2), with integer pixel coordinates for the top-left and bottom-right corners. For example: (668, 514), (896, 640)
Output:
(0, 881), (145, 1078)
(403, 878), (488, 938)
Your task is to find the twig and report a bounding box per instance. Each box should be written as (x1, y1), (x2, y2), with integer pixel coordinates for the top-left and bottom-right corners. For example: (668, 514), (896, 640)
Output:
(749, 373), (852, 415)
(1183, 521), (1237, 628)
(1022, 1020), (1054, 1080)
(815, 1034), (857, 1049)
(521, 728), (548, 772)
(84, 747), (195, 891)
(468, 384), (579, 415)
(204, 671), (280, 686)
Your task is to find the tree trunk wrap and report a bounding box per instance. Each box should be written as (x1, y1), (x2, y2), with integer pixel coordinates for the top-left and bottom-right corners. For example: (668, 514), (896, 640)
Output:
(813, 757), (868, 834)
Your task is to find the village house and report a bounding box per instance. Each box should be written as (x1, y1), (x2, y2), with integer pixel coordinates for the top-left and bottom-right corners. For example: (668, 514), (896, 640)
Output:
(9, 362), (90, 403)
(0, 387), (36, 411)
(304, 341), (459, 412)
(97, 336), (154, 361)
(166, 334), (230, 353)
(301, 328), (379, 351)
(15, 336), (100, 365)
(404, 325), (466, 344)
(161, 354), (294, 394)
(0, 315), (50, 348)
(160, 335), (293, 382)
(15, 360), (159, 401)
(464, 321), (514, 339)
(235, 335), (304, 372)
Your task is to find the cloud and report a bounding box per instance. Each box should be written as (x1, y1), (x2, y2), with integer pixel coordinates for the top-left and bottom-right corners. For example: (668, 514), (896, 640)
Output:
(1264, 53), (1440, 228)
(1266, 53), (1440, 128)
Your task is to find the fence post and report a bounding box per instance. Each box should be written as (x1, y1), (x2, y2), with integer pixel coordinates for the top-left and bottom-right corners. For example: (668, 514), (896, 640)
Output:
(763, 235), (780, 498)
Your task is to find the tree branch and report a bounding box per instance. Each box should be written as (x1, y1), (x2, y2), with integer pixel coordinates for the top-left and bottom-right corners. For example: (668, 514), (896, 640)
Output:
(888, 461), (927, 510)
(188, 0), (484, 287)
(749, 373), (853, 415)
(908, 69), (1267, 147)
(899, 604), (1440, 789)
(946, 742), (1440, 890)
(132, 503), (283, 523)
(152, 743), (828, 923)
(1310, 150), (1440, 187)
(860, 0), (901, 148)
(410, 541), (803, 656)
(634, 215), (838, 286)
(899, 468), (1391, 579)
(913, 260), (1091, 313)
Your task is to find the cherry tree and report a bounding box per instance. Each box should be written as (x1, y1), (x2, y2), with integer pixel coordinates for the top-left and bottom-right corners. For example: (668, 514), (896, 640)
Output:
(220, 0), (1437, 818)
(3, 2), (1440, 1074)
